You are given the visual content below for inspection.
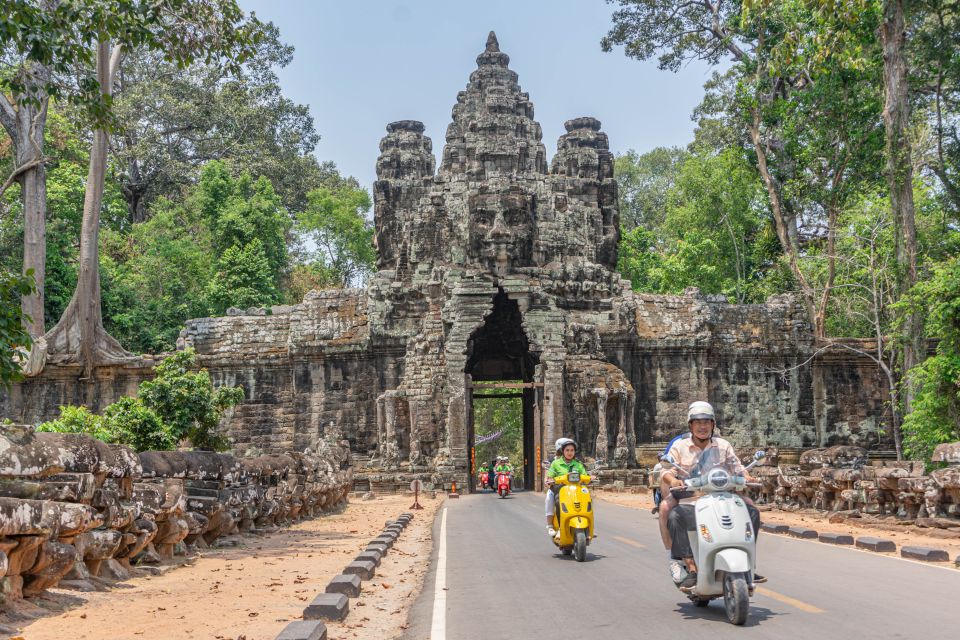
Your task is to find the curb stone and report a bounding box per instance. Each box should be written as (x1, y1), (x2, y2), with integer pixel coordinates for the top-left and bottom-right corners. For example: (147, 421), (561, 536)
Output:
(303, 593), (349, 622)
(787, 526), (818, 539)
(343, 560), (376, 580)
(326, 574), (361, 598)
(355, 550), (382, 566)
(818, 533), (854, 545)
(275, 620), (327, 640)
(900, 546), (950, 562)
(855, 536), (897, 553)
(760, 523), (788, 534)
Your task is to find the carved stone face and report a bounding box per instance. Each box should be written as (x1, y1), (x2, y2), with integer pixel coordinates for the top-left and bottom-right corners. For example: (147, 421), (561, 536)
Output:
(467, 189), (534, 274)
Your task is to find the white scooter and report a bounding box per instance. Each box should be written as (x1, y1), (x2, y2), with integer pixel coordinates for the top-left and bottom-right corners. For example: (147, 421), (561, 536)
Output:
(663, 449), (765, 625)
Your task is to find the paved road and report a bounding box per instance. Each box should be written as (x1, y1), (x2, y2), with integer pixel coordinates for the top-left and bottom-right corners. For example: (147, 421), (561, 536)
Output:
(403, 491), (960, 639)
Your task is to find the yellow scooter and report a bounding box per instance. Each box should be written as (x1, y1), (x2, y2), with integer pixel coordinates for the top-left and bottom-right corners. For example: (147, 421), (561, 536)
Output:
(550, 470), (595, 562)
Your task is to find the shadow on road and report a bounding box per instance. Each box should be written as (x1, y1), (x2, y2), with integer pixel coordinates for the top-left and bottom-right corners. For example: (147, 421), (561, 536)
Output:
(674, 601), (781, 627)
(551, 551), (608, 562)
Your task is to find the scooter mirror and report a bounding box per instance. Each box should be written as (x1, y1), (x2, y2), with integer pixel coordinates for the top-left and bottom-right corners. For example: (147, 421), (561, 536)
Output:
(754, 450), (765, 460)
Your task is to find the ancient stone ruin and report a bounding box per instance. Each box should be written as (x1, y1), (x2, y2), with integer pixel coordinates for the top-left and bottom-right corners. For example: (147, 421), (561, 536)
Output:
(746, 443), (960, 530)
(0, 424), (351, 602)
(3, 33), (893, 494)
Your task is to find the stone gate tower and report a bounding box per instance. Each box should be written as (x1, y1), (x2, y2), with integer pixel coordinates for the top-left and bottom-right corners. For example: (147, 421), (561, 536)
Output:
(8, 33), (890, 493)
(369, 32), (637, 488)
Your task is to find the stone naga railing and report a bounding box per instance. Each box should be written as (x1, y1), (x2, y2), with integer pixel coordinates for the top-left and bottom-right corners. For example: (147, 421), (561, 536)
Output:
(747, 443), (960, 526)
(0, 425), (352, 603)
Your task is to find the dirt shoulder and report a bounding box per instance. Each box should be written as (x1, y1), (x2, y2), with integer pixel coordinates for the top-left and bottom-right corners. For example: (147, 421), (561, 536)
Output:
(594, 490), (960, 567)
(2, 493), (443, 640)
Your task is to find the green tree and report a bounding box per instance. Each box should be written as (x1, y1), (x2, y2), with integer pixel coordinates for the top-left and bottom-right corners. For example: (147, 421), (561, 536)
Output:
(205, 239), (279, 314)
(103, 396), (176, 451)
(137, 348), (243, 451)
(36, 405), (116, 442)
(297, 184), (375, 288)
(0, 269), (34, 388)
(901, 255), (960, 461)
(614, 147), (688, 230)
(110, 21), (324, 222)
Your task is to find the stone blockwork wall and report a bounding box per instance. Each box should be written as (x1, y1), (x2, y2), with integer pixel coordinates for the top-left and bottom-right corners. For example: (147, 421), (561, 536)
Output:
(0, 424), (351, 603)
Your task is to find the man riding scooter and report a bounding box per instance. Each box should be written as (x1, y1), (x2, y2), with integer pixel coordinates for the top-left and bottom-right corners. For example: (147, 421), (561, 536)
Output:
(661, 401), (765, 589)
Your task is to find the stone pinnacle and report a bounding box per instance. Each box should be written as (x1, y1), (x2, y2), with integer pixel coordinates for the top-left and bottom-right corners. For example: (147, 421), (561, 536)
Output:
(486, 31), (500, 52)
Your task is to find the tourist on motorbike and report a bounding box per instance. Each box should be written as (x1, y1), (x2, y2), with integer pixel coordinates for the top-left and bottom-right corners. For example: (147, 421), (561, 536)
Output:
(544, 438), (587, 538)
(661, 401), (764, 588)
(478, 462), (490, 487)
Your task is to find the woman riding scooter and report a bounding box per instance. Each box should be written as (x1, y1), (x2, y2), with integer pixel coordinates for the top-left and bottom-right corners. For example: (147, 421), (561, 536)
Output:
(544, 438), (587, 538)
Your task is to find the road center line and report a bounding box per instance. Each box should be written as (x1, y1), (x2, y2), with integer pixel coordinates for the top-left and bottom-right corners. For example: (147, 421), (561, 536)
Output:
(755, 586), (825, 613)
(613, 535), (647, 549)
(430, 506), (448, 640)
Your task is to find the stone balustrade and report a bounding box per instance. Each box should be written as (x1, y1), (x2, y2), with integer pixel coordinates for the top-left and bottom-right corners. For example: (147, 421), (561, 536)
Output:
(0, 424), (352, 604)
(744, 444), (960, 528)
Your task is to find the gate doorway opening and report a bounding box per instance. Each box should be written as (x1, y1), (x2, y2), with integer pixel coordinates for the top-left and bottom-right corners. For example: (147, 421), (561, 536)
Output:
(466, 290), (541, 492)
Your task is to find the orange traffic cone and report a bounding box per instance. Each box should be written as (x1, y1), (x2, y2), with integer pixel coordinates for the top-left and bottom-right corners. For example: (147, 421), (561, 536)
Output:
(448, 480), (460, 499)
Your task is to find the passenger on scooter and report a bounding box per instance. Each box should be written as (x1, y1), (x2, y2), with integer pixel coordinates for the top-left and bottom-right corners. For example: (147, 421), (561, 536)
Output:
(544, 438), (587, 538)
(652, 431), (690, 515)
(661, 401), (765, 589)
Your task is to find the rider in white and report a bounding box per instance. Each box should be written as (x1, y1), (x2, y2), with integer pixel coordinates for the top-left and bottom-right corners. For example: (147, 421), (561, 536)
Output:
(661, 401), (766, 589)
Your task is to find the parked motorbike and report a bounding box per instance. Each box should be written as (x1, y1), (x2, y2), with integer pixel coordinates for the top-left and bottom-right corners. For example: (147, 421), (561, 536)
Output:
(497, 472), (512, 498)
(663, 449), (765, 625)
(549, 468), (596, 562)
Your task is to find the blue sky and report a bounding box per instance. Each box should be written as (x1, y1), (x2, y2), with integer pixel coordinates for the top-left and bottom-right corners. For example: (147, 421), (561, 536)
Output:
(237, 0), (715, 191)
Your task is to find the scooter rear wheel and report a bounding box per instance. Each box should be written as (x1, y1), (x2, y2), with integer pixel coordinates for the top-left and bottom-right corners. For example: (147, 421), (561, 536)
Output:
(573, 530), (587, 562)
(723, 572), (749, 625)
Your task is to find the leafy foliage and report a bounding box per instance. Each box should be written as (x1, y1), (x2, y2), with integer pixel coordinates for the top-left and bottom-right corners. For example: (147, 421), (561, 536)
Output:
(902, 256), (960, 461)
(0, 269), (34, 388)
(37, 405), (117, 443)
(137, 348), (244, 450)
(473, 395), (524, 483)
(297, 184), (375, 288)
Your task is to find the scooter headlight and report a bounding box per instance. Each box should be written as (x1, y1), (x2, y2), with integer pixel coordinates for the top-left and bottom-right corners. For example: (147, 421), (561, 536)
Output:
(699, 524), (713, 543)
(567, 472), (580, 484)
(709, 469), (730, 489)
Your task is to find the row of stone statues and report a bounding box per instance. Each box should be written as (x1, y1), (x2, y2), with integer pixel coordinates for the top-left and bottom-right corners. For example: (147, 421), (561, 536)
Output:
(0, 424), (352, 603)
(747, 443), (960, 524)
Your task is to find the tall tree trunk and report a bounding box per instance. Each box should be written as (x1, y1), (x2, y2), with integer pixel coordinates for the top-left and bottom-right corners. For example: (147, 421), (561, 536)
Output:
(881, 0), (922, 410)
(748, 111), (819, 332)
(18, 105), (48, 338)
(0, 79), (50, 339)
(43, 41), (131, 375)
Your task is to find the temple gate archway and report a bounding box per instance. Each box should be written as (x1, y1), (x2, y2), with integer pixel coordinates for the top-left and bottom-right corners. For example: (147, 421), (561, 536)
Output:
(465, 290), (542, 491)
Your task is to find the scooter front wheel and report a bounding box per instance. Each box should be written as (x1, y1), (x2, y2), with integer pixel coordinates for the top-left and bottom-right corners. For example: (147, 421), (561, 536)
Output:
(723, 572), (749, 625)
(573, 530), (587, 562)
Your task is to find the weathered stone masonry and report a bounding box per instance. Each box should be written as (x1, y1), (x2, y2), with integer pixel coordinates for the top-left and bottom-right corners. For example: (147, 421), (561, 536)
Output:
(2, 33), (892, 492)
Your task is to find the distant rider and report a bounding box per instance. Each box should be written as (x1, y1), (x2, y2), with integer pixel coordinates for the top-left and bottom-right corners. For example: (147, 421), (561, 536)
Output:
(478, 462), (491, 488)
(661, 401), (765, 589)
(544, 438), (587, 539)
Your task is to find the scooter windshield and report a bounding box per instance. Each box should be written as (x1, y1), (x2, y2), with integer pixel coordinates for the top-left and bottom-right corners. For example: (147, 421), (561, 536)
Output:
(687, 447), (743, 491)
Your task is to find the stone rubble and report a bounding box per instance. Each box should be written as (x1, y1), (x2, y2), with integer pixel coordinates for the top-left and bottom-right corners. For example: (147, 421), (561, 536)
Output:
(0, 423), (352, 604)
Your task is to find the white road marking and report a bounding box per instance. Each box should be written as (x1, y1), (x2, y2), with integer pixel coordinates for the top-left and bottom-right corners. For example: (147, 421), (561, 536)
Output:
(430, 506), (448, 640)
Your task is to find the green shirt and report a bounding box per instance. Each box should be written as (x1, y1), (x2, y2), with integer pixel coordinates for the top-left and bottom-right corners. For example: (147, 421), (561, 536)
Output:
(547, 457), (587, 479)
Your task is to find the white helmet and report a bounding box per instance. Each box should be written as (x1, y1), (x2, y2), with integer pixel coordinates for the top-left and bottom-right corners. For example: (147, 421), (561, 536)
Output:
(687, 401), (715, 423)
(555, 437), (576, 453)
